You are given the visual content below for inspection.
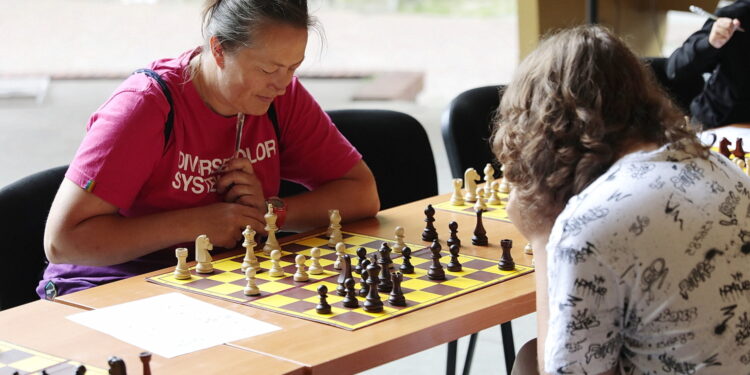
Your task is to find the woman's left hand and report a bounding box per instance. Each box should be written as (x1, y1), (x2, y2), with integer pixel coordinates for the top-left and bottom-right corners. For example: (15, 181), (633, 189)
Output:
(216, 157), (266, 213)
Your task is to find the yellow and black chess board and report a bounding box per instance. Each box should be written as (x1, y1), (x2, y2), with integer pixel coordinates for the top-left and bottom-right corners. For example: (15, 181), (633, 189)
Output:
(0, 340), (107, 375)
(434, 192), (511, 223)
(148, 231), (533, 330)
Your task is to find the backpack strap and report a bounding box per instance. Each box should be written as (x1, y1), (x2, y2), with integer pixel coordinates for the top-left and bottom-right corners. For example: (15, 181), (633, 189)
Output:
(133, 69), (174, 150)
(268, 102), (281, 143)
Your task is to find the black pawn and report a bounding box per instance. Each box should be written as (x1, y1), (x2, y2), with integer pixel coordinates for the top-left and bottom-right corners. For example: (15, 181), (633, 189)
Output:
(378, 242), (393, 270)
(75, 365), (87, 375)
(472, 209), (488, 246)
(342, 278), (359, 308)
(427, 240), (446, 280)
(447, 221), (461, 248)
(107, 356), (126, 375)
(363, 261), (384, 312)
(498, 239), (516, 271)
(354, 247), (367, 274)
(316, 284), (332, 314)
(359, 258), (371, 297)
(447, 244), (462, 272)
(399, 246), (415, 274)
(388, 272), (407, 306)
(422, 204), (438, 242)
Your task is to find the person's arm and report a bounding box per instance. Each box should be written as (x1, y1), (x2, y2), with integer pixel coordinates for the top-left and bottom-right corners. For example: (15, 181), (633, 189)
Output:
(666, 19), (721, 80)
(44, 179), (265, 266)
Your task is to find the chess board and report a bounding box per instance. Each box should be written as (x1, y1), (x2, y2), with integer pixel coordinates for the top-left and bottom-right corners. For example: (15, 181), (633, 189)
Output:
(148, 232), (533, 330)
(0, 340), (107, 375)
(434, 192), (511, 223)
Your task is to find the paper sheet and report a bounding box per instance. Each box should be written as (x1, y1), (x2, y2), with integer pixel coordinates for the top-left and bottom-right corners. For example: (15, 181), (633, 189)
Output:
(699, 126), (750, 146)
(67, 292), (280, 358)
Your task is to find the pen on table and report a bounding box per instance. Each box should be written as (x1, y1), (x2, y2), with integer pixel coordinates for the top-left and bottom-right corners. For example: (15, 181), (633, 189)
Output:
(689, 5), (745, 32)
(234, 112), (245, 158)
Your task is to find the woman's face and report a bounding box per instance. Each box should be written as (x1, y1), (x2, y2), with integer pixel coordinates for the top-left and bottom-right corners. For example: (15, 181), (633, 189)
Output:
(215, 23), (308, 116)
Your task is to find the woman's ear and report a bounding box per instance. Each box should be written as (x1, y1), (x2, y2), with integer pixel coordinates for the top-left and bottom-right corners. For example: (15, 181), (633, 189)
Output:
(209, 36), (225, 69)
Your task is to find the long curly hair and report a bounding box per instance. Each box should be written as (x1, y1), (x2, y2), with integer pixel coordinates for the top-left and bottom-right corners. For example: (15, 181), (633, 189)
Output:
(491, 25), (705, 218)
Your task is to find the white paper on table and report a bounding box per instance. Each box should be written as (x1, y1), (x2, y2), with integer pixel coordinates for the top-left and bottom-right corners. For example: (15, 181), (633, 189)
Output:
(67, 292), (280, 358)
(699, 126), (750, 147)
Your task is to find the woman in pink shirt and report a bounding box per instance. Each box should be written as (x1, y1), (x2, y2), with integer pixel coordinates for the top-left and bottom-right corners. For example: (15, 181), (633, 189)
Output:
(39, 0), (379, 298)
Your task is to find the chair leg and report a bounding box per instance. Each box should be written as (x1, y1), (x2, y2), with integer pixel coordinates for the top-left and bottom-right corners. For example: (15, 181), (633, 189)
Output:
(501, 322), (516, 374)
(461, 333), (479, 375)
(446, 339), (459, 375)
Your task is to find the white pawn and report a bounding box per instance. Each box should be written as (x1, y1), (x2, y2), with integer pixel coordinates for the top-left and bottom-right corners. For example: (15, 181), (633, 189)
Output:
(392, 226), (406, 254)
(745, 157), (750, 176)
(498, 165), (510, 194)
(328, 209), (343, 247)
(309, 247), (324, 275)
(735, 157), (747, 170)
(244, 267), (260, 296)
(241, 225), (260, 272)
(174, 248), (191, 280)
(268, 249), (285, 277)
(463, 168), (480, 202)
(488, 180), (503, 206)
(334, 242), (346, 270)
(293, 254), (309, 282)
(450, 178), (465, 206)
(263, 203), (279, 255)
(195, 234), (214, 274)
(473, 188), (487, 212)
(483, 163), (495, 197)
(524, 242), (534, 255)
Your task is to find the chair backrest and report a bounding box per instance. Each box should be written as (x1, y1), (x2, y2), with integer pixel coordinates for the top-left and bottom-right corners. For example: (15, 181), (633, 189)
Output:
(643, 57), (704, 115)
(441, 85), (505, 179)
(0, 165), (67, 310)
(280, 109), (438, 210)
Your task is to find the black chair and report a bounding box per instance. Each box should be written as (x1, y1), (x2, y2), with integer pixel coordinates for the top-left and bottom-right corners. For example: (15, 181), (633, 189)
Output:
(442, 85), (517, 375)
(643, 57), (704, 115)
(281, 109), (439, 210)
(0, 165), (67, 310)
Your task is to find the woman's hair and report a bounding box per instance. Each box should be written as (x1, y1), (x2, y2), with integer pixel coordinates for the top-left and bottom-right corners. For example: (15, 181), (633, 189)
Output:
(201, 0), (317, 54)
(491, 25), (705, 218)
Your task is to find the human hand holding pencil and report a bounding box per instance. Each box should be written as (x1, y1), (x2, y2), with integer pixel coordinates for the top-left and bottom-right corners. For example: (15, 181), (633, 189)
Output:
(690, 5), (744, 48)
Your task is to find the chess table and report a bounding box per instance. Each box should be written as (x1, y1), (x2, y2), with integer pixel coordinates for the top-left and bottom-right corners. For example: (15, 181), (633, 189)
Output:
(53, 194), (536, 374)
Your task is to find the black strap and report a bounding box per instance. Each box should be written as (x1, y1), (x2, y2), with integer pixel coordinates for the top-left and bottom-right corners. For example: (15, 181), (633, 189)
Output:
(133, 69), (174, 149)
(268, 102), (281, 141)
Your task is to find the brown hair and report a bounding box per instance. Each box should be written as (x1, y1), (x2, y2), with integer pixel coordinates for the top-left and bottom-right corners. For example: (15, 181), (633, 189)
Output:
(491, 25), (705, 218)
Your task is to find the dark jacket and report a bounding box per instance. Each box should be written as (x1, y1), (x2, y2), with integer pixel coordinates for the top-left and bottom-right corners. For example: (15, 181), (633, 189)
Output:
(667, 0), (750, 128)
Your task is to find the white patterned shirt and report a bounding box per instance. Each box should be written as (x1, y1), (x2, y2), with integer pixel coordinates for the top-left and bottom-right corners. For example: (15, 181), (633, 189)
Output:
(545, 141), (750, 374)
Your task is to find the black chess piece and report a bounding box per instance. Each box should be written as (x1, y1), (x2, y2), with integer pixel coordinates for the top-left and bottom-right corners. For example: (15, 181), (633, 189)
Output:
(399, 246), (415, 274)
(358, 258), (371, 297)
(75, 365), (87, 375)
(388, 272), (407, 306)
(447, 244), (462, 272)
(139, 351), (152, 375)
(447, 221), (461, 248)
(427, 239), (446, 280)
(107, 356), (126, 375)
(316, 285), (332, 314)
(422, 204), (438, 241)
(498, 239), (516, 271)
(363, 261), (384, 312)
(472, 209), (488, 246)
(355, 247), (367, 274)
(342, 278), (360, 308)
(378, 254), (394, 293)
(337, 254), (353, 296)
(378, 242), (393, 270)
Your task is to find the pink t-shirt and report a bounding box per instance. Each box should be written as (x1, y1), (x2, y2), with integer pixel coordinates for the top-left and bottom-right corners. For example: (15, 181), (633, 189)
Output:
(39, 48), (361, 298)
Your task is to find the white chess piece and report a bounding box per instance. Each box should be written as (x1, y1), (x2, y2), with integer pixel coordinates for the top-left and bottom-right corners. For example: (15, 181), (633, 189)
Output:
(450, 178), (465, 206)
(268, 249), (285, 277)
(244, 267), (260, 296)
(334, 242), (346, 270)
(498, 165), (510, 194)
(463, 168), (480, 202)
(263, 203), (279, 255)
(293, 254), (309, 282)
(483, 163), (495, 197)
(746, 157), (750, 176)
(173, 248), (191, 280)
(524, 242), (534, 255)
(392, 226), (406, 254)
(488, 180), (503, 206)
(473, 188), (487, 212)
(735, 157), (747, 170)
(194, 235), (214, 274)
(328, 209), (343, 247)
(309, 247), (324, 275)
(241, 225), (259, 272)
